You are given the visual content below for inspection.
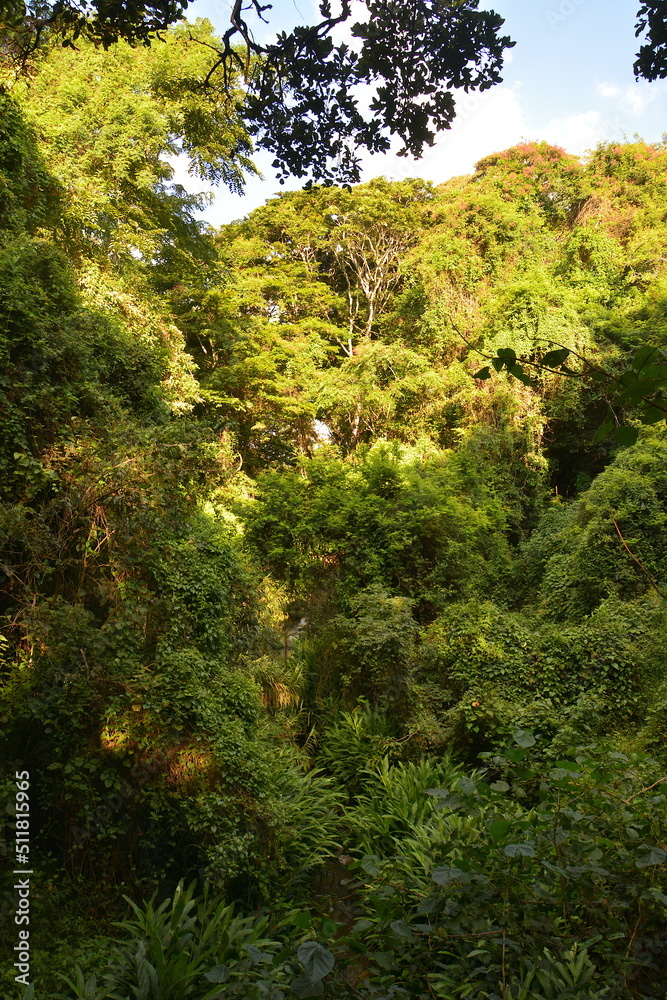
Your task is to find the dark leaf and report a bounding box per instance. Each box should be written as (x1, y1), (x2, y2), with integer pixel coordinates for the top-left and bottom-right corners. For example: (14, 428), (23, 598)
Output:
(504, 843), (535, 858)
(360, 855), (381, 876)
(613, 426), (639, 446)
(508, 362), (538, 388)
(246, 944), (267, 964)
(488, 819), (511, 842)
(593, 419), (615, 443)
(542, 348), (570, 367)
(297, 942), (335, 980)
(205, 966), (230, 983)
(635, 847), (666, 868)
(639, 404), (667, 425)
(290, 974), (324, 997)
(631, 345), (659, 370)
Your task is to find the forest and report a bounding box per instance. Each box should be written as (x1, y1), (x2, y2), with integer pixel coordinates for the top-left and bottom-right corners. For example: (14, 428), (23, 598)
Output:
(1, 7), (667, 999)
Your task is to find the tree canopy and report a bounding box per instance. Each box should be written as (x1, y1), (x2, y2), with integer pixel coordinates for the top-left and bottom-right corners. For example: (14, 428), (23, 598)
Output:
(1, 1), (664, 185)
(1, 12), (667, 1000)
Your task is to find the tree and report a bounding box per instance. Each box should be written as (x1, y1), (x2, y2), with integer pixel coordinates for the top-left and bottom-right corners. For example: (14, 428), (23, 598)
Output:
(2, 1), (514, 186)
(327, 179), (432, 348)
(13, 22), (254, 277)
(634, 1), (667, 80)
(3, 2), (666, 188)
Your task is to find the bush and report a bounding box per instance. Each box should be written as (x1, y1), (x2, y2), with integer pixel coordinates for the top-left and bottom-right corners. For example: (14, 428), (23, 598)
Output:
(342, 738), (667, 998)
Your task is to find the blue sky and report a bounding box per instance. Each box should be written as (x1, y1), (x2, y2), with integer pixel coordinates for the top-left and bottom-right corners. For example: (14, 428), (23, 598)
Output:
(177, 0), (667, 225)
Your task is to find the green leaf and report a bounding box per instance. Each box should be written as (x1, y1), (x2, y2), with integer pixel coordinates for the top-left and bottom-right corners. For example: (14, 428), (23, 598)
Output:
(489, 819), (511, 843)
(290, 973), (324, 997)
(593, 419), (614, 443)
(512, 728), (536, 748)
(473, 366), (491, 379)
(372, 952), (395, 970)
(631, 345), (659, 370)
(291, 911), (312, 931)
(246, 944), (266, 964)
(541, 860), (569, 877)
(205, 965), (230, 983)
(639, 363), (667, 381)
(639, 404), (666, 425)
(508, 362), (538, 388)
(390, 919), (413, 939)
(635, 847), (666, 868)
(360, 854), (381, 876)
(542, 348), (570, 367)
(491, 357), (506, 372)
(489, 780), (510, 792)
(457, 776), (477, 795)
(613, 425), (639, 447)
(432, 865), (464, 886)
(504, 843), (535, 858)
(351, 918), (374, 934)
(550, 767), (579, 780)
(297, 942), (335, 980)
(497, 347), (517, 360)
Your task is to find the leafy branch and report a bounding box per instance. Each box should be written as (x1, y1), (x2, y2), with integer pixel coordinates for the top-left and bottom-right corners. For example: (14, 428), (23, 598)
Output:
(465, 330), (667, 447)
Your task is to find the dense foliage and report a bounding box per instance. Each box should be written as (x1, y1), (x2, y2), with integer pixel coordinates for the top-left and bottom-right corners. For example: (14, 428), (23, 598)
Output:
(0, 25), (666, 1000)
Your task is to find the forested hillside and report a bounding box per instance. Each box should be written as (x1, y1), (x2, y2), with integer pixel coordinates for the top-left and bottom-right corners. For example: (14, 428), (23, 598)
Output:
(1, 24), (667, 1000)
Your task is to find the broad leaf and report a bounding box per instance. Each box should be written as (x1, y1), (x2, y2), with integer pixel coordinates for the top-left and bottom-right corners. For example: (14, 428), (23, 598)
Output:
(297, 942), (335, 980)
(457, 776), (477, 795)
(635, 847), (666, 868)
(593, 419), (614, 442)
(613, 425), (639, 446)
(205, 966), (230, 983)
(632, 345), (659, 370)
(489, 819), (511, 842)
(504, 843), (535, 858)
(542, 348), (570, 367)
(246, 944), (267, 964)
(290, 973), (324, 997)
(489, 780), (510, 793)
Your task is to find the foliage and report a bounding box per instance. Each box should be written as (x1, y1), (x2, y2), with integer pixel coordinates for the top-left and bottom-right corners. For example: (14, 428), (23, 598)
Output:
(634, 1), (667, 79)
(3, 32), (667, 995)
(53, 880), (293, 999)
(343, 739), (667, 998)
(1, 0), (514, 186)
(14, 23), (254, 275)
(241, 440), (513, 619)
(315, 703), (401, 794)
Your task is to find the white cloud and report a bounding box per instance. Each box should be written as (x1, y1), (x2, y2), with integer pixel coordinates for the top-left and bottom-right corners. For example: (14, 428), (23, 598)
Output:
(595, 79), (667, 115)
(596, 82), (620, 99)
(540, 109), (608, 155)
(358, 84), (529, 184)
(356, 84), (653, 189)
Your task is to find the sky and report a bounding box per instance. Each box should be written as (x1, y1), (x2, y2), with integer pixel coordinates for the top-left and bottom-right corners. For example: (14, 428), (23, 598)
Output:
(174, 0), (667, 226)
